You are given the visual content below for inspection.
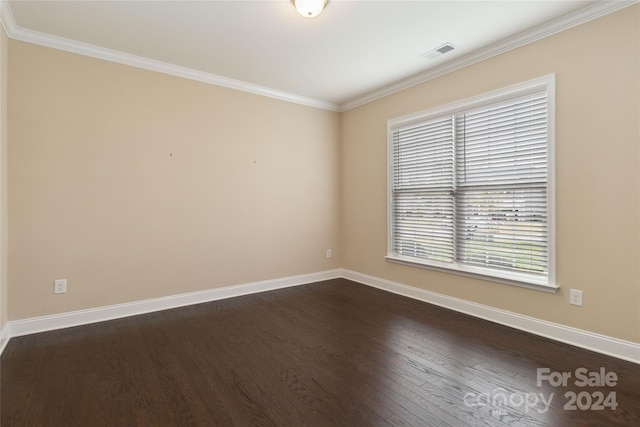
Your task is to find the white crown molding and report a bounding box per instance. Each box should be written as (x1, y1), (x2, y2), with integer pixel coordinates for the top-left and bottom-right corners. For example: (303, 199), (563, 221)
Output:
(2, 1), (636, 113)
(342, 270), (640, 365)
(0, 0), (15, 37)
(6, 269), (343, 339)
(340, 0), (640, 111)
(0, 1), (340, 112)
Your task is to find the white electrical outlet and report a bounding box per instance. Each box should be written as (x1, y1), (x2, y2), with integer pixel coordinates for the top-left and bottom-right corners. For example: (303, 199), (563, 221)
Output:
(326, 249), (332, 258)
(54, 279), (67, 294)
(569, 289), (583, 307)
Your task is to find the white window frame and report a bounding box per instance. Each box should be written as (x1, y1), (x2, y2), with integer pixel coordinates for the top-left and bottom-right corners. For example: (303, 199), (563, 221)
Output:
(386, 75), (556, 292)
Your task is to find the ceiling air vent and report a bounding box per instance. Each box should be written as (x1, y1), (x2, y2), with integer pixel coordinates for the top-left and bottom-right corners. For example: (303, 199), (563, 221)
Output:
(421, 43), (456, 60)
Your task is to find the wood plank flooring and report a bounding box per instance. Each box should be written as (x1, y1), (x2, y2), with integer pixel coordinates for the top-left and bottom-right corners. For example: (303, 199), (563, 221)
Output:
(2, 278), (639, 426)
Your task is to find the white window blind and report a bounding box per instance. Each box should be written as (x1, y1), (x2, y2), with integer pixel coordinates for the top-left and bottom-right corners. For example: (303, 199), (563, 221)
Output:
(388, 76), (555, 290)
(392, 117), (455, 262)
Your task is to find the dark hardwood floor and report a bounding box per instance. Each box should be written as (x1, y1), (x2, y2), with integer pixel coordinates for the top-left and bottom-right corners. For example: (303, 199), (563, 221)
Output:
(2, 278), (639, 426)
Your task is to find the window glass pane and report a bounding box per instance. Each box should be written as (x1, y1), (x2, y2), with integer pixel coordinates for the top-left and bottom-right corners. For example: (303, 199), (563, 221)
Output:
(456, 187), (548, 274)
(393, 117), (454, 190)
(456, 94), (547, 186)
(393, 191), (455, 262)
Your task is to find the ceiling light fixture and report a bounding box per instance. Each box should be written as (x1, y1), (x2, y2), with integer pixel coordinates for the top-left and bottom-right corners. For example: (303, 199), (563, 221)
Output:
(292, 0), (328, 18)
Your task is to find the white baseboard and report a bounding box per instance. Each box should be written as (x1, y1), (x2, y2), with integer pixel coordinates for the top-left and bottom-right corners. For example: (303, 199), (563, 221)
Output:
(342, 269), (640, 365)
(0, 323), (8, 354)
(6, 269), (342, 340)
(3, 268), (638, 365)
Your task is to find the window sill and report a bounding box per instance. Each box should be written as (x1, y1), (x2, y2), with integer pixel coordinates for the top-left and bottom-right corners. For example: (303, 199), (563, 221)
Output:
(385, 255), (558, 293)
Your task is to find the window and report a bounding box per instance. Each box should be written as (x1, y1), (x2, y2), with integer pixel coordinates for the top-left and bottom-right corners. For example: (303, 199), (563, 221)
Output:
(387, 76), (555, 291)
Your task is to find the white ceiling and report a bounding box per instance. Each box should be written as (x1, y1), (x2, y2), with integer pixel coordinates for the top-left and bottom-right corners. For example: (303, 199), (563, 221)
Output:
(3, 1), (633, 110)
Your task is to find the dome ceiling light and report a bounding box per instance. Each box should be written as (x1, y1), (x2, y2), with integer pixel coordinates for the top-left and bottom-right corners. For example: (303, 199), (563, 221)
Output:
(292, 0), (328, 18)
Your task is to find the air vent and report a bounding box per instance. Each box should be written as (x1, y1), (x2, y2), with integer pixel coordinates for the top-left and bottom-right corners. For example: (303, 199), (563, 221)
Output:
(421, 43), (456, 60)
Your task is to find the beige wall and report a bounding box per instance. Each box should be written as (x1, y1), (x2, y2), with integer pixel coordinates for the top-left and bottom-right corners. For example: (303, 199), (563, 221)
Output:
(341, 6), (640, 343)
(8, 41), (341, 319)
(5, 6), (640, 345)
(1, 27), (7, 332)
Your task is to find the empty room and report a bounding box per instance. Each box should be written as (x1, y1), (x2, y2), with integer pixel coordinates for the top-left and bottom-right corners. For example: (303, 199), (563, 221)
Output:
(1, 0), (639, 426)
